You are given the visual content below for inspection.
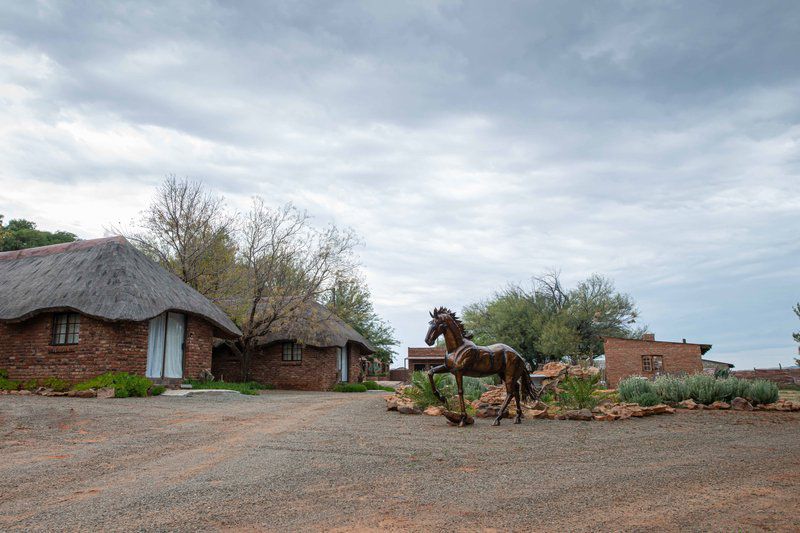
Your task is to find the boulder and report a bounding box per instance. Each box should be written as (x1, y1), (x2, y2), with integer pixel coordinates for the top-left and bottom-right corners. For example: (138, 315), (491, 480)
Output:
(538, 362), (568, 378)
(18, 389), (31, 396)
(423, 405), (445, 416)
(709, 401), (730, 410)
(525, 408), (549, 419)
(731, 397), (754, 411)
(385, 395), (398, 411)
(73, 389), (96, 398)
(96, 387), (116, 399)
(564, 409), (593, 421)
(593, 413), (618, 421)
(678, 399), (699, 410)
(396, 397), (421, 414)
(477, 385), (507, 406)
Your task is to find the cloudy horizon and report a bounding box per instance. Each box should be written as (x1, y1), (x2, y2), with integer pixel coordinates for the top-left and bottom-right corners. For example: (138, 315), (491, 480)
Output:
(1, 1), (798, 368)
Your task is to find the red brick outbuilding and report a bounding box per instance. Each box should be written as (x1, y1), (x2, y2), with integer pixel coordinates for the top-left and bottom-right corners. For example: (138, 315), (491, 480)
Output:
(603, 333), (711, 387)
(0, 237), (241, 384)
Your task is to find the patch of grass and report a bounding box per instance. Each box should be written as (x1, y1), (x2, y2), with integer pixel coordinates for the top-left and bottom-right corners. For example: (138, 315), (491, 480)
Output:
(150, 385), (167, 396)
(780, 389), (800, 402)
(404, 371), (456, 409)
(0, 377), (20, 390)
(74, 372), (154, 398)
(0, 369), (8, 379)
(184, 380), (263, 395)
(331, 382), (367, 393)
(362, 380), (395, 392)
(41, 377), (71, 392)
(21, 379), (38, 391)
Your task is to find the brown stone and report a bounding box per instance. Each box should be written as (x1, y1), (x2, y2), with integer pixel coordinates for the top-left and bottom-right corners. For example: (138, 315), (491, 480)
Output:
(74, 389), (96, 398)
(538, 362), (568, 378)
(564, 409), (594, 421)
(709, 401), (730, 410)
(477, 385), (507, 406)
(678, 399), (699, 410)
(96, 387), (116, 399)
(385, 395), (398, 411)
(18, 389), (31, 396)
(423, 405), (445, 416)
(731, 397), (754, 411)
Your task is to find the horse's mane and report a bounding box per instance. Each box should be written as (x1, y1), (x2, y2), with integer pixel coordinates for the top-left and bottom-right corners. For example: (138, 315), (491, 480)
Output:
(431, 306), (474, 340)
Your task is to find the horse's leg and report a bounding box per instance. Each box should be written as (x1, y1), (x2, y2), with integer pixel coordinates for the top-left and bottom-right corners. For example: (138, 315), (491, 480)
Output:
(492, 378), (515, 426)
(427, 365), (450, 408)
(454, 371), (468, 427)
(513, 379), (523, 424)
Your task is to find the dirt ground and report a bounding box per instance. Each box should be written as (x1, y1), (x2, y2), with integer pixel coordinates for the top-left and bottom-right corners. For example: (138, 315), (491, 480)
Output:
(1, 391), (798, 532)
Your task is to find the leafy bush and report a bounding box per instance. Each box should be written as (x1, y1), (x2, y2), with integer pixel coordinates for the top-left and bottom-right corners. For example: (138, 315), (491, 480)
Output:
(331, 382), (367, 393)
(617, 376), (655, 402)
(713, 367), (731, 379)
(632, 391), (661, 407)
(559, 374), (600, 409)
(150, 385), (166, 396)
(749, 379), (779, 405)
(0, 377), (19, 390)
(21, 379), (38, 391)
(653, 375), (689, 404)
(0, 369), (8, 379)
(404, 371), (456, 409)
(41, 377), (70, 392)
(74, 372), (154, 398)
(462, 376), (498, 401)
(184, 380), (264, 395)
(718, 377), (752, 402)
(685, 374), (721, 405)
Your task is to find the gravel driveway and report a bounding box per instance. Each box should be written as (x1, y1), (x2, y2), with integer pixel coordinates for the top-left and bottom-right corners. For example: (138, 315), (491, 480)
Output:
(1, 391), (798, 531)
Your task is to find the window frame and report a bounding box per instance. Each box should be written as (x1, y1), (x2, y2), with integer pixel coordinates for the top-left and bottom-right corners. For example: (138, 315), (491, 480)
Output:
(652, 355), (663, 372)
(282, 342), (302, 362)
(642, 355), (652, 372)
(51, 312), (81, 346)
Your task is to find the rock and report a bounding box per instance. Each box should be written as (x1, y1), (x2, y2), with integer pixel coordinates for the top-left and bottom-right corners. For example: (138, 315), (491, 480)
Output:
(73, 389), (96, 398)
(731, 397), (754, 411)
(678, 399), (699, 410)
(538, 362), (568, 378)
(567, 365), (601, 379)
(443, 410), (474, 426)
(396, 398), (421, 414)
(96, 387), (116, 399)
(477, 385), (507, 406)
(423, 405), (445, 416)
(564, 409), (594, 421)
(385, 395), (398, 411)
(18, 389), (31, 396)
(593, 413), (618, 421)
(709, 401), (730, 410)
(525, 408), (549, 419)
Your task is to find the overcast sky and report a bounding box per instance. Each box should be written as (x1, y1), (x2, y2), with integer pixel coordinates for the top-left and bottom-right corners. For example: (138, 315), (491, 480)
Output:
(1, 1), (798, 369)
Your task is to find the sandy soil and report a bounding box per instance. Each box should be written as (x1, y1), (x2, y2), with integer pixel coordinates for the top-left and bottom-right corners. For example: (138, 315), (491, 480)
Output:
(1, 391), (798, 532)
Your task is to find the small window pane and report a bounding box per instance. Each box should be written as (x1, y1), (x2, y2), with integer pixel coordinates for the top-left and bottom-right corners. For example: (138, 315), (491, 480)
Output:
(52, 313), (80, 345)
(642, 356), (652, 372)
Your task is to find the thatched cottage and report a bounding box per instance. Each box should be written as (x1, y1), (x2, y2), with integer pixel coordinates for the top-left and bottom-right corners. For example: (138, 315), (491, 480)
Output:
(0, 237), (241, 384)
(212, 301), (376, 390)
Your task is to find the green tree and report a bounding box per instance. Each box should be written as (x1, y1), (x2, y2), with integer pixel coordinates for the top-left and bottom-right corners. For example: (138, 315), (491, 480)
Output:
(322, 275), (399, 365)
(0, 215), (77, 251)
(463, 271), (643, 367)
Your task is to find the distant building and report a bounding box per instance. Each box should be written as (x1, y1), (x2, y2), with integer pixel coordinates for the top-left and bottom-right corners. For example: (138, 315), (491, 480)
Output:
(406, 346), (446, 371)
(702, 359), (735, 371)
(603, 333), (712, 387)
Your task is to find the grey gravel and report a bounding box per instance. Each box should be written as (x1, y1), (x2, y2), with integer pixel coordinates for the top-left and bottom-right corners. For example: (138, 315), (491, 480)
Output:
(0, 392), (798, 531)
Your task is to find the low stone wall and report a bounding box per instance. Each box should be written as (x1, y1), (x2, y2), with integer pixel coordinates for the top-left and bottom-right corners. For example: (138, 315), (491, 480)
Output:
(731, 368), (800, 385)
(389, 368), (410, 382)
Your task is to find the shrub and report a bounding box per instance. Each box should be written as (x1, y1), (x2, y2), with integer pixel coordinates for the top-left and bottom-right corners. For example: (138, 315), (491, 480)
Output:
(21, 379), (38, 391)
(685, 374), (721, 405)
(632, 391), (661, 407)
(749, 379), (779, 405)
(617, 376), (655, 402)
(718, 377), (752, 402)
(714, 367), (731, 379)
(362, 380), (395, 392)
(0, 377), (19, 390)
(653, 375), (689, 404)
(404, 371), (456, 409)
(331, 382), (367, 393)
(462, 376), (497, 401)
(0, 369), (8, 379)
(150, 385), (166, 396)
(41, 377), (70, 392)
(559, 374), (600, 409)
(74, 372), (154, 398)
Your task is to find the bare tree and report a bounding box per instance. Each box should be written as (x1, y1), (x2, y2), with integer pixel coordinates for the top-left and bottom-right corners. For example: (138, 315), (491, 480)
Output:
(225, 198), (360, 378)
(127, 175), (237, 301)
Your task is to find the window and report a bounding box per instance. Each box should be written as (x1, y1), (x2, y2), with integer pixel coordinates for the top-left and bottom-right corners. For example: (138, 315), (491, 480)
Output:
(51, 313), (80, 345)
(282, 342), (302, 361)
(642, 355), (652, 372)
(145, 312), (186, 379)
(652, 355), (663, 372)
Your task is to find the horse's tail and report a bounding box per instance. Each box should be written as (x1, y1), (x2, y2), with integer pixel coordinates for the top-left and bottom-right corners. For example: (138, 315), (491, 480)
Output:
(514, 354), (537, 401)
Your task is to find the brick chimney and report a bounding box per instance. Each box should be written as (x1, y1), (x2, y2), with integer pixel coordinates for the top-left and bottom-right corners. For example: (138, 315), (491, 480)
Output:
(642, 333), (655, 341)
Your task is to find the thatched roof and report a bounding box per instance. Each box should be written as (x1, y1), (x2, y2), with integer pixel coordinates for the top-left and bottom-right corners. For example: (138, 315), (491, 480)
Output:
(253, 300), (375, 354)
(0, 236), (241, 338)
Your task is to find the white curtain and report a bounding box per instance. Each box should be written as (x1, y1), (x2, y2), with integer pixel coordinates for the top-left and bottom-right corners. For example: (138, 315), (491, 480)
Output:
(146, 314), (166, 378)
(164, 312), (185, 379)
(339, 347), (348, 382)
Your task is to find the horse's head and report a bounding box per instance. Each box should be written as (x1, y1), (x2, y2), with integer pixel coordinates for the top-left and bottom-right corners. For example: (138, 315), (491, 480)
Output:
(425, 308), (449, 346)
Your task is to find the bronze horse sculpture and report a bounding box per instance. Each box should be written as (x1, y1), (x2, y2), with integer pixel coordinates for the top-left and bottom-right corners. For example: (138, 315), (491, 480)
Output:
(425, 307), (536, 426)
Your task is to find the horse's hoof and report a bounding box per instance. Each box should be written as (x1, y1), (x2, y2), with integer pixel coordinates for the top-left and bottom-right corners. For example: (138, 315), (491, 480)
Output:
(492, 420), (500, 426)
(513, 417), (521, 424)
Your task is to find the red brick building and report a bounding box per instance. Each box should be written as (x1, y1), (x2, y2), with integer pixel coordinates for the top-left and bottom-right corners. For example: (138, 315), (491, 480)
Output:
(603, 333), (711, 387)
(212, 301), (375, 390)
(406, 346), (446, 371)
(0, 237), (241, 384)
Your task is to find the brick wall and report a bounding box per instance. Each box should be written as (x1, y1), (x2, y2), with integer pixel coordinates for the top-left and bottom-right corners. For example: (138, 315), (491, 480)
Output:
(604, 337), (704, 388)
(732, 368), (800, 385)
(213, 341), (368, 390)
(0, 312), (213, 384)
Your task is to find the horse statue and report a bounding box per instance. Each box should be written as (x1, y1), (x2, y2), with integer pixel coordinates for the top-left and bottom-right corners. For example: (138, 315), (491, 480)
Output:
(424, 306), (536, 427)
